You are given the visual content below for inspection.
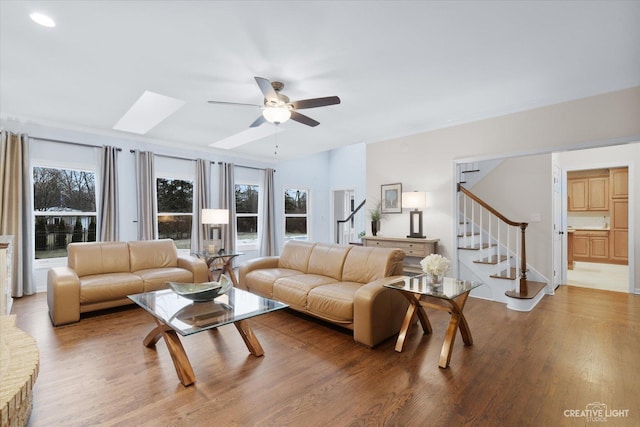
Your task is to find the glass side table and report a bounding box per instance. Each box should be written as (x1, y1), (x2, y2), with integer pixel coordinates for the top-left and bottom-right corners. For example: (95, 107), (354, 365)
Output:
(384, 274), (483, 368)
(192, 251), (244, 286)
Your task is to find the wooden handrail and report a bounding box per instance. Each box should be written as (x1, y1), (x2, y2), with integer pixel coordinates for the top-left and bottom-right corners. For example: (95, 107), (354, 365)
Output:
(336, 199), (366, 244)
(458, 184), (527, 228)
(458, 184), (531, 296)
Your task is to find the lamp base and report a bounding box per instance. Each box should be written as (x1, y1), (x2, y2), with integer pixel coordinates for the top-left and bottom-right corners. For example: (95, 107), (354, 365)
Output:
(407, 234), (426, 239)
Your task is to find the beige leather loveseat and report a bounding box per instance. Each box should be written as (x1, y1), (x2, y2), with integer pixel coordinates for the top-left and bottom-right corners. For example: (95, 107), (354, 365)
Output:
(238, 241), (408, 347)
(47, 239), (208, 326)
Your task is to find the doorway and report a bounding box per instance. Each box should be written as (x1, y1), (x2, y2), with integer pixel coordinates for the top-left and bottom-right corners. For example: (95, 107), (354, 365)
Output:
(332, 189), (356, 244)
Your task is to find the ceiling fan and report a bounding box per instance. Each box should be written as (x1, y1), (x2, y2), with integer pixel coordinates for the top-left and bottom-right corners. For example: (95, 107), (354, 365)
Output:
(208, 77), (340, 128)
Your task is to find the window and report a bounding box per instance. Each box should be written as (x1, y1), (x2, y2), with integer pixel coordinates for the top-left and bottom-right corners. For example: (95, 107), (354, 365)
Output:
(33, 166), (97, 259)
(284, 188), (309, 241)
(235, 184), (259, 248)
(156, 178), (193, 250)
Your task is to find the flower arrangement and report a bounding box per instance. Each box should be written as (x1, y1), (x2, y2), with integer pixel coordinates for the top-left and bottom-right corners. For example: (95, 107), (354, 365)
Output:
(420, 254), (451, 277)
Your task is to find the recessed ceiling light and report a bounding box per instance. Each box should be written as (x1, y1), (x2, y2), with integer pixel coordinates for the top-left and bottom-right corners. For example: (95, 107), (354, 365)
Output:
(113, 91), (186, 135)
(30, 12), (56, 28)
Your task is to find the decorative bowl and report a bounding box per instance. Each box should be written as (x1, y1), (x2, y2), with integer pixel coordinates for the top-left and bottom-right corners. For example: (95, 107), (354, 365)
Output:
(168, 274), (232, 302)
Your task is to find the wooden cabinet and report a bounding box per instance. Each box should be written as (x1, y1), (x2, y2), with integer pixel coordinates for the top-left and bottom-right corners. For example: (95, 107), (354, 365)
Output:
(610, 167), (628, 198)
(362, 236), (439, 274)
(568, 172), (609, 211)
(573, 230), (609, 262)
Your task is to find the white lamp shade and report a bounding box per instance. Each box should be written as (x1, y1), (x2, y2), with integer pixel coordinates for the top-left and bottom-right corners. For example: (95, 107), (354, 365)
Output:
(402, 191), (427, 209)
(201, 209), (229, 225)
(262, 106), (291, 124)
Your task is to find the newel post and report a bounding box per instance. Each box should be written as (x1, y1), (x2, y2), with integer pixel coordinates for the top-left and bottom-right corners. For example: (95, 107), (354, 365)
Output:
(519, 223), (528, 294)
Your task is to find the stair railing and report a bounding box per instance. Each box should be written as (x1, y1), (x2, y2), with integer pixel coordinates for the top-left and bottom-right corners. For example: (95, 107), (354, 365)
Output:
(457, 184), (530, 297)
(336, 199), (366, 244)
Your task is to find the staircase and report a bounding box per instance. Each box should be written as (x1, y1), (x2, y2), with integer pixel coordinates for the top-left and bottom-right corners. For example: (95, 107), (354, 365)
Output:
(457, 184), (548, 311)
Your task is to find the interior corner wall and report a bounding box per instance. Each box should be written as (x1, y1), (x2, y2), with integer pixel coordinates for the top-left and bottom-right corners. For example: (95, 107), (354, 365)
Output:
(366, 86), (640, 283)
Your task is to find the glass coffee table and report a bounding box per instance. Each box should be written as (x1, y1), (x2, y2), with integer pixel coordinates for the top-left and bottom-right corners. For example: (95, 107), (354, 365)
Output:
(384, 274), (482, 368)
(129, 287), (287, 386)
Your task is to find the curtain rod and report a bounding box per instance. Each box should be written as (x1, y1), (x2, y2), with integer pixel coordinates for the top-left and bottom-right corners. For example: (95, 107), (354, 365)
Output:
(217, 161), (275, 172)
(129, 149), (194, 162)
(31, 136), (122, 151)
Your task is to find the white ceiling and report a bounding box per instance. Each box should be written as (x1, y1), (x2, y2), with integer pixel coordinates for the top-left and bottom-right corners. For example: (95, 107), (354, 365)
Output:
(1, 1), (639, 161)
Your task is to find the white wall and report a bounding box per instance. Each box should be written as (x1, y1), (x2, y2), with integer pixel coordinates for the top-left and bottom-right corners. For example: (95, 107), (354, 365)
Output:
(366, 86), (640, 285)
(555, 143), (639, 291)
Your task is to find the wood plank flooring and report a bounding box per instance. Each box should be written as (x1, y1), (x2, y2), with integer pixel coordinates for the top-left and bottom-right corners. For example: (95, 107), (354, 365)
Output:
(10, 285), (640, 426)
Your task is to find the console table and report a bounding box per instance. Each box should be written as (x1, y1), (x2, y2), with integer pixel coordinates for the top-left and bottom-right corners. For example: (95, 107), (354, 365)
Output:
(362, 236), (439, 274)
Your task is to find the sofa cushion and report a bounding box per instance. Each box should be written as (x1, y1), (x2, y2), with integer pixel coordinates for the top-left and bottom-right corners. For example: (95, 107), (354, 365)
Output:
(128, 239), (178, 272)
(273, 274), (338, 310)
(307, 282), (362, 323)
(277, 241), (316, 273)
(342, 246), (404, 283)
(80, 273), (143, 304)
(307, 243), (352, 281)
(245, 268), (301, 298)
(135, 267), (194, 292)
(68, 242), (130, 277)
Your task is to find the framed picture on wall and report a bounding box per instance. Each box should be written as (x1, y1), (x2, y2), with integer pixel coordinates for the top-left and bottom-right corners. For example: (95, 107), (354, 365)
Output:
(381, 183), (402, 214)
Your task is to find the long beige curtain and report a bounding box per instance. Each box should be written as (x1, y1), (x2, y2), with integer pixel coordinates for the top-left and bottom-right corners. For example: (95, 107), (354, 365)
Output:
(98, 145), (119, 241)
(134, 150), (157, 240)
(260, 168), (276, 256)
(220, 162), (236, 255)
(191, 159), (210, 252)
(0, 130), (35, 297)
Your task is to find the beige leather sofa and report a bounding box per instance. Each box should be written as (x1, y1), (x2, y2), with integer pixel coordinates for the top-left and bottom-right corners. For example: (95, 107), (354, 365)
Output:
(238, 241), (408, 347)
(47, 239), (208, 326)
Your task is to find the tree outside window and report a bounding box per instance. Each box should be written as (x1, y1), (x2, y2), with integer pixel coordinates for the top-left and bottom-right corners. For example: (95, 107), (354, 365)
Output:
(235, 184), (259, 247)
(157, 178), (193, 249)
(33, 166), (97, 259)
(284, 188), (308, 241)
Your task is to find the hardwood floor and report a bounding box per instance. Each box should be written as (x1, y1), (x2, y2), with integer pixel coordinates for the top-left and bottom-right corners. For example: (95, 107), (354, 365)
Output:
(10, 286), (640, 426)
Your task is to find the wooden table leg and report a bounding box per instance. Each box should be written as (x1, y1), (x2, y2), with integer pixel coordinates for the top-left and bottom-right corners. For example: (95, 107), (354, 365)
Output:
(234, 319), (264, 357)
(438, 293), (473, 369)
(394, 293), (432, 352)
(143, 319), (196, 387)
(225, 262), (240, 287)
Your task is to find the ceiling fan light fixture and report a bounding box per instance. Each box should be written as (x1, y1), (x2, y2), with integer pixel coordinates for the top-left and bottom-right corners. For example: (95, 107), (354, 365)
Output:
(262, 106), (291, 124)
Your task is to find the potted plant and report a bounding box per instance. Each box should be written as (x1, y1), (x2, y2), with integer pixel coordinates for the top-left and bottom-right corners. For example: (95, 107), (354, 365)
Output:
(369, 202), (384, 236)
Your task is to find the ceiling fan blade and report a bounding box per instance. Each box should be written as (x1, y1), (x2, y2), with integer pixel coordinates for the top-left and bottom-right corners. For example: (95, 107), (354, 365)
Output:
(290, 111), (320, 127)
(208, 100), (261, 107)
(250, 115), (267, 128)
(254, 77), (278, 102)
(291, 96), (341, 110)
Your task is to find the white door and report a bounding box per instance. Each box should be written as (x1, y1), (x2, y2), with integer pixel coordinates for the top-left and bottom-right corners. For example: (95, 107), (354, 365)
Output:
(552, 164), (564, 289)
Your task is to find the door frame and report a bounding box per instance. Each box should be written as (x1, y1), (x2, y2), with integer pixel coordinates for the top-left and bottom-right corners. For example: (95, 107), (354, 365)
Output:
(560, 161), (634, 293)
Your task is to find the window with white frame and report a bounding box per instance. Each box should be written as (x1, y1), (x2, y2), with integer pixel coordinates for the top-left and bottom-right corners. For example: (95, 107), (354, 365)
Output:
(33, 166), (97, 259)
(156, 178), (193, 250)
(235, 183), (259, 248)
(284, 188), (309, 241)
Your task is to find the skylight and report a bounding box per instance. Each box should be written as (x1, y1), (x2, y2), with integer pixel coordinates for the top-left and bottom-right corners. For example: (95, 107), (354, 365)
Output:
(30, 12), (56, 27)
(209, 126), (285, 150)
(113, 91), (185, 135)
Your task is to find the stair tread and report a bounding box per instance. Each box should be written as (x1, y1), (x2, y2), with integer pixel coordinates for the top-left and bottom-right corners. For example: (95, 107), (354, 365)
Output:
(458, 243), (495, 250)
(457, 232), (480, 237)
(461, 169), (480, 173)
(490, 267), (517, 280)
(473, 255), (508, 265)
(505, 280), (547, 300)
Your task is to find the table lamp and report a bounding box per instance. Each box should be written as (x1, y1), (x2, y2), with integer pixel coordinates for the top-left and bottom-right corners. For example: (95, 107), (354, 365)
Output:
(202, 208), (229, 254)
(402, 191), (427, 238)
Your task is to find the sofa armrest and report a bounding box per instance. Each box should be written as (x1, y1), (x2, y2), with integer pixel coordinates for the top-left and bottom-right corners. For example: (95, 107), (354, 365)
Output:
(353, 275), (409, 348)
(237, 256), (280, 290)
(177, 255), (209, 283)
(47, 267), (81, 326)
